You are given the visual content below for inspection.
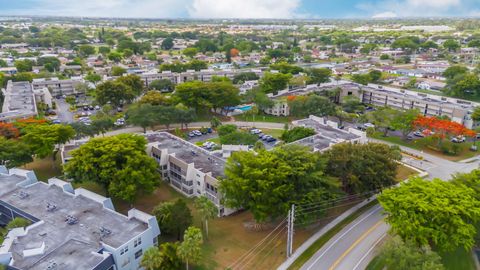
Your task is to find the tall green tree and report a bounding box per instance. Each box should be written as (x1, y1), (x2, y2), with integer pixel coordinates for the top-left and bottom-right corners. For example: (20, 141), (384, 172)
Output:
(260, 72), (292, 93)
(22, 124), (75, 158)
(220, 145), (340, 222)
(194, 196), (217, 239)
(324, 142), (401, 194)
(0, 138), (33, 168)
(126, 103), (159, 133)
(96, 80), (138, 106)
(64, 134), (159, 203)
(391, 109), (420, 139)
(178, 226), (203, 270)
(379, 177), (480, 252)
(153, 199), (193, 240)
(307, 68), (332, 84)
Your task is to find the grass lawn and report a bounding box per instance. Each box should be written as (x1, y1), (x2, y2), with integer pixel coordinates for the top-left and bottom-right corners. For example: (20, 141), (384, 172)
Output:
(22, 153), (63, 181)
(257, 128), (284, 139)
(366, 255), (385, 270)
(235, 113), (296, 124)
(396, 164), (418, 181)
(370, 133), (479, 162)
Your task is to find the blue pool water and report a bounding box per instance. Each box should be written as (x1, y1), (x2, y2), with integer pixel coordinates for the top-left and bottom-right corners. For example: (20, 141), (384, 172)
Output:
(236, 105), (252, 111)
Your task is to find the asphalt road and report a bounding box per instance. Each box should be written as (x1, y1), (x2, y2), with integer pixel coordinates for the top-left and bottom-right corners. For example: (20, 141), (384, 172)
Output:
(300, 206), (387, 270)
(55, 99), (74, 123)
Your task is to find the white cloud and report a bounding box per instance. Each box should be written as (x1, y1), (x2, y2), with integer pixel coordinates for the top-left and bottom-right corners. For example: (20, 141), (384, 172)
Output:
(6, 0), (191, 18)
(358, 0), (468, 17)
(188, 0), (301, 18)
(372, 11), (397, 18)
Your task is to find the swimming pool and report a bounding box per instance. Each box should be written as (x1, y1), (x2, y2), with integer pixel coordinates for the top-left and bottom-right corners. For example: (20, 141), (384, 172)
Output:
(236, 105), (252, 111)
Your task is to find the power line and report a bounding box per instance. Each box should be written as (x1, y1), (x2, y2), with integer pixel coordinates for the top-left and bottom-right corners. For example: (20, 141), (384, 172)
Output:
(294, 189), (379, 209)
(228, 218), (287, 270)
(237, 227), (287, 270)
(296, 195), (373, 213)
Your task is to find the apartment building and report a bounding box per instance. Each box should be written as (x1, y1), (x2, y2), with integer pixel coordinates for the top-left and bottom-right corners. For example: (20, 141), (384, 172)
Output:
(31, 77), (84, 96)
(332, 82), (476, 128)
(140, 69), (263, 87)
(146, 132), (235, 217)
(0, 81), (37, 122)
(290, 115), (366, 152)
(0, 167), (160, 270)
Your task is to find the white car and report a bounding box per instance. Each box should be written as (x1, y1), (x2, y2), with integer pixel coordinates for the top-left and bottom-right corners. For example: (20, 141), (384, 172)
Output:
(451, 136), (466, 143)
(363, 123), (375, 129)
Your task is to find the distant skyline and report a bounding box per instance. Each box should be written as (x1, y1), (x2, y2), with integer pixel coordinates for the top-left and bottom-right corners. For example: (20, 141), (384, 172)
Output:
(0, 0), (479, 19)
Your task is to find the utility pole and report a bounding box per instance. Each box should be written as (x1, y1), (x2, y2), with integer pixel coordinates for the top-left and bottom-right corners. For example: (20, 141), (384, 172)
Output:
(286, 204), (295, 258)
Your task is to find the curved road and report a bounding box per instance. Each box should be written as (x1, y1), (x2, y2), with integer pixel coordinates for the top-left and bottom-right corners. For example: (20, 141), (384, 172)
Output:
(300, 206), (387, 270)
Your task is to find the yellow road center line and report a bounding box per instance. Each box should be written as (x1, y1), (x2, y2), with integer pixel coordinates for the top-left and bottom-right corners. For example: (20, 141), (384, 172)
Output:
(328, 220), (383, 270)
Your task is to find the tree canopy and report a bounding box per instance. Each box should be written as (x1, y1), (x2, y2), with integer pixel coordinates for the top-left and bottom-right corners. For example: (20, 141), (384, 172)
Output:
(324, 142), (401, 194)
(220, 145), (340, 222)
(379, 177), (480, 252)
(64, 134), (159, 203)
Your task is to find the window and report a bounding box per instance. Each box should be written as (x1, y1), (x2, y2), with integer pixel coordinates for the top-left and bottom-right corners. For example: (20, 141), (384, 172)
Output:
(120, 245), (129, 255)
(134, 237), (142, 247)
(135, 249), (143, 260)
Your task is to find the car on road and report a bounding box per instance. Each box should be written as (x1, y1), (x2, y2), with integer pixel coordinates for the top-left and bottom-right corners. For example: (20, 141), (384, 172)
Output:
(52, 119), (61, 124)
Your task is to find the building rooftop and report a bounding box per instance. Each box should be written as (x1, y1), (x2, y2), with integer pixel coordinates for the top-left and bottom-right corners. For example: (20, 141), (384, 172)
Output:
(146, 132), (226, 178)
(0, 81), (37, 121)
(291, 116), (365, 151)
(0, 169), (150, 270)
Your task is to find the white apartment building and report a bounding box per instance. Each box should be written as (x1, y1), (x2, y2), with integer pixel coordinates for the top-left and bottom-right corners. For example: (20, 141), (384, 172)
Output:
(0, 167), (160, 270)
(146, 132), (236, 217)
(31, 77), (84, 96)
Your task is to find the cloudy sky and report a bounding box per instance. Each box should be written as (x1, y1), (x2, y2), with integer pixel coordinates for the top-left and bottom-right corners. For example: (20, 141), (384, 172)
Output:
(0, 0), (479, 19)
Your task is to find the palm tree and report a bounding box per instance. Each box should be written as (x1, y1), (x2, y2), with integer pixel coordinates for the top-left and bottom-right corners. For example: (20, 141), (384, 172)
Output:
(140, 247), (163, 270)
(178, 227), (203, 270)
(194, 196), (218, 239)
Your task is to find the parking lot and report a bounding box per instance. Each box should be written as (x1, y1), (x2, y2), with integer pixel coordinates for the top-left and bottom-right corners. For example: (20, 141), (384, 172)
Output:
(186, 128), (279, 152)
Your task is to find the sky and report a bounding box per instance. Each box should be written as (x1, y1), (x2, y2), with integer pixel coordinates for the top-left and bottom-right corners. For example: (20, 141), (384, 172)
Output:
(0, 0), (479, 19)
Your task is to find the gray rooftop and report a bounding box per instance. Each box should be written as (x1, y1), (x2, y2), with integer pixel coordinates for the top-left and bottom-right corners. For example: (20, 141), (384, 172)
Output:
(0, 172), (148, 269)
(294, 118), (361, 141)
(147, 132), (226, 178)
(0, 81), (37, 121)
(292, 134), (333, 151)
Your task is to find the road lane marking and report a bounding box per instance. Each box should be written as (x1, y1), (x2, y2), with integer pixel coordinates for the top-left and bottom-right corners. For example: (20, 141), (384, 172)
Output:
(352, 231), (387, 270)
(328, 221), (383, 270)
(305, 206), (382, 270)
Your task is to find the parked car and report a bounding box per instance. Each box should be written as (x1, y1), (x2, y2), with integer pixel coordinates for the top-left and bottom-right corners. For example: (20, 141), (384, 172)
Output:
(413, 131), (425, 137)
(188, 132), (196, 138)
(258, 133), (265, 139)
(52, 119), (61, 124)
(266, 137), (277, 143)
(94, 105), (101, 110)
(193, 130), (202, 136)
(363, 123), (375, 129)
(250, 129), (262, 134)
(451, 136), (466, 143)
(262, 135), (272, 141)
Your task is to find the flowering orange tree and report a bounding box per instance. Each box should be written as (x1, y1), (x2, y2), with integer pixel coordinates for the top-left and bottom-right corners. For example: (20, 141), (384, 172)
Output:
(14, 118), (48, 130)
(413, 116), (475, 139)
(0, 122), (20, 139)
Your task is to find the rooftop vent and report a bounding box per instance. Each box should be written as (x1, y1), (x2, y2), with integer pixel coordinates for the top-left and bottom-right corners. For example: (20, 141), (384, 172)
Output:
(100, 226), (112, 238)
(65, 215), (78, 225)
(46, 202), (57, 212)
(46, 260), (57, 270)
(18, 191), (29, 199)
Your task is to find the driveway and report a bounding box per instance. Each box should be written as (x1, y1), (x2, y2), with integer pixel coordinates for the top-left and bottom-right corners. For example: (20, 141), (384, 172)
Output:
(55, 99), (74, 123)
